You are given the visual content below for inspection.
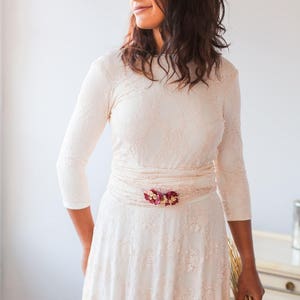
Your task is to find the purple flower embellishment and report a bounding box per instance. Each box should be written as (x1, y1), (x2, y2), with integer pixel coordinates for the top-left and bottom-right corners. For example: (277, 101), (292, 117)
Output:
(143, 189), (179, 206)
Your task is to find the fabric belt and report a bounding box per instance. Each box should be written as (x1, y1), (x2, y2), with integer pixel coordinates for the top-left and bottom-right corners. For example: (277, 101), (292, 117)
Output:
(106, 160), (218, 207)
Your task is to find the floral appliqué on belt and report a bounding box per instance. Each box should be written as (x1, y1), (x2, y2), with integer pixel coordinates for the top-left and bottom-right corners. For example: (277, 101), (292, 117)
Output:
(143, 189), (179, 206)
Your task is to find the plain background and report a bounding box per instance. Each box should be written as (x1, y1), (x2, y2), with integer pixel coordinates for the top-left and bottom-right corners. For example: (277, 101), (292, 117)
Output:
(1, 0), (300, 299)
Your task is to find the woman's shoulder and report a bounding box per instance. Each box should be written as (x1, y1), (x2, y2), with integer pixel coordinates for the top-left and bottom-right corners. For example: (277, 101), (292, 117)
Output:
(218, 55), (239, 80)
(91, 48), (123, 74)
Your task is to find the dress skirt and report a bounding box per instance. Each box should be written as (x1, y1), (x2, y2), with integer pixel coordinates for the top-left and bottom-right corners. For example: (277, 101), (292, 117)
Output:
(81, 162), (231, 300)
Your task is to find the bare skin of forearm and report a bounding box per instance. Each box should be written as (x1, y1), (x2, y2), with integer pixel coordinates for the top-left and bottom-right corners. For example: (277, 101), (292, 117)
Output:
(67, 206), (95, 249)
(228, 219), (256, 269)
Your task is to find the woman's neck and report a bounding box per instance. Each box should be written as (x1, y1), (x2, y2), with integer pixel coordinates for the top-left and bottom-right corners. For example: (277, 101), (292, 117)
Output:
(153, 27), (164, 53)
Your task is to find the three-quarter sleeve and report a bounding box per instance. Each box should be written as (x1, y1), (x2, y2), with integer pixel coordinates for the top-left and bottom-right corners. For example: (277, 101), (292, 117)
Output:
(214, 68), (252, 221)
(56, 56), (112, 209)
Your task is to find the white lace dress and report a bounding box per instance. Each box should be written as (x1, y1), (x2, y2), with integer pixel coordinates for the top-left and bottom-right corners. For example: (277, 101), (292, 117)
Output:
(56, 48), (252, 300)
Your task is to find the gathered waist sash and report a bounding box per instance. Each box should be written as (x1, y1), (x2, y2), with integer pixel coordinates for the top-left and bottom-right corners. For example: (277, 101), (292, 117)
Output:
(106, 160), (218, 207)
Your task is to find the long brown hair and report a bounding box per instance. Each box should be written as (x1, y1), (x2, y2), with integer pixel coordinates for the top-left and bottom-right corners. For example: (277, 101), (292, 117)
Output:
(120, 0), (230, 91)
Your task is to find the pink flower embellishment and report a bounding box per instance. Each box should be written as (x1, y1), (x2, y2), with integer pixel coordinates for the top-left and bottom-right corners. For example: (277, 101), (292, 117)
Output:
(143, 189), (179, 206)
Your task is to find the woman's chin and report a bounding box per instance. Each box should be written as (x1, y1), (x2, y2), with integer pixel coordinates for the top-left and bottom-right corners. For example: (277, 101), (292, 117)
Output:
(135, 21), (155, 30)
(135, 18), (161, 30)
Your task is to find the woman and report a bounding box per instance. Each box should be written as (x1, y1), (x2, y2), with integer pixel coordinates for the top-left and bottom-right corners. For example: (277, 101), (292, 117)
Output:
(56, 0), (265, 299)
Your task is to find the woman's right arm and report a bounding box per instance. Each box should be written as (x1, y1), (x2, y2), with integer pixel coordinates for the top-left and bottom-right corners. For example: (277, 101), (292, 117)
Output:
(56, 55), (112, 249)
(67, 206), (95, 250)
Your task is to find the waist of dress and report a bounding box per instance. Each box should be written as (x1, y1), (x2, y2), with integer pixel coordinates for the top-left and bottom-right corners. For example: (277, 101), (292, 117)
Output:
(106, 160), (218, 207)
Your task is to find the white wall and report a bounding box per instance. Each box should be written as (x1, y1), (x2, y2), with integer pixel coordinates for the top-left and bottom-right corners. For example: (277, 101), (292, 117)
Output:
(2, 1), (129, 299)
(1, 0), (299, 299)
(225, 0), (300, 235)
(0, 0), (3, 297)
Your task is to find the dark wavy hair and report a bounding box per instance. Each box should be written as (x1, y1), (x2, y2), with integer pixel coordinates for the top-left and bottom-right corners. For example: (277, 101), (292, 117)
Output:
(119, 0), (230, 91)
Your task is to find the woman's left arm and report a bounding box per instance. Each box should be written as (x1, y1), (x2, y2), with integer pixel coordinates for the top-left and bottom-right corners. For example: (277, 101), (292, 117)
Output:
(214, 64), (264, 299)
(228, 220), (265, 300)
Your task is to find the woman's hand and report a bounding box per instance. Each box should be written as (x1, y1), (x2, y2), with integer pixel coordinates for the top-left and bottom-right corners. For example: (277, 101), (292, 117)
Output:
(237, 263), (265, 300)
(227, 220), (265, 300)
(81, 246), (91, 276)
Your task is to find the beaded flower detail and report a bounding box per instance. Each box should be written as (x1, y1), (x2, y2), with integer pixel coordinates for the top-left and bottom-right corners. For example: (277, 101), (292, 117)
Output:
(143, 189), (179, 206)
